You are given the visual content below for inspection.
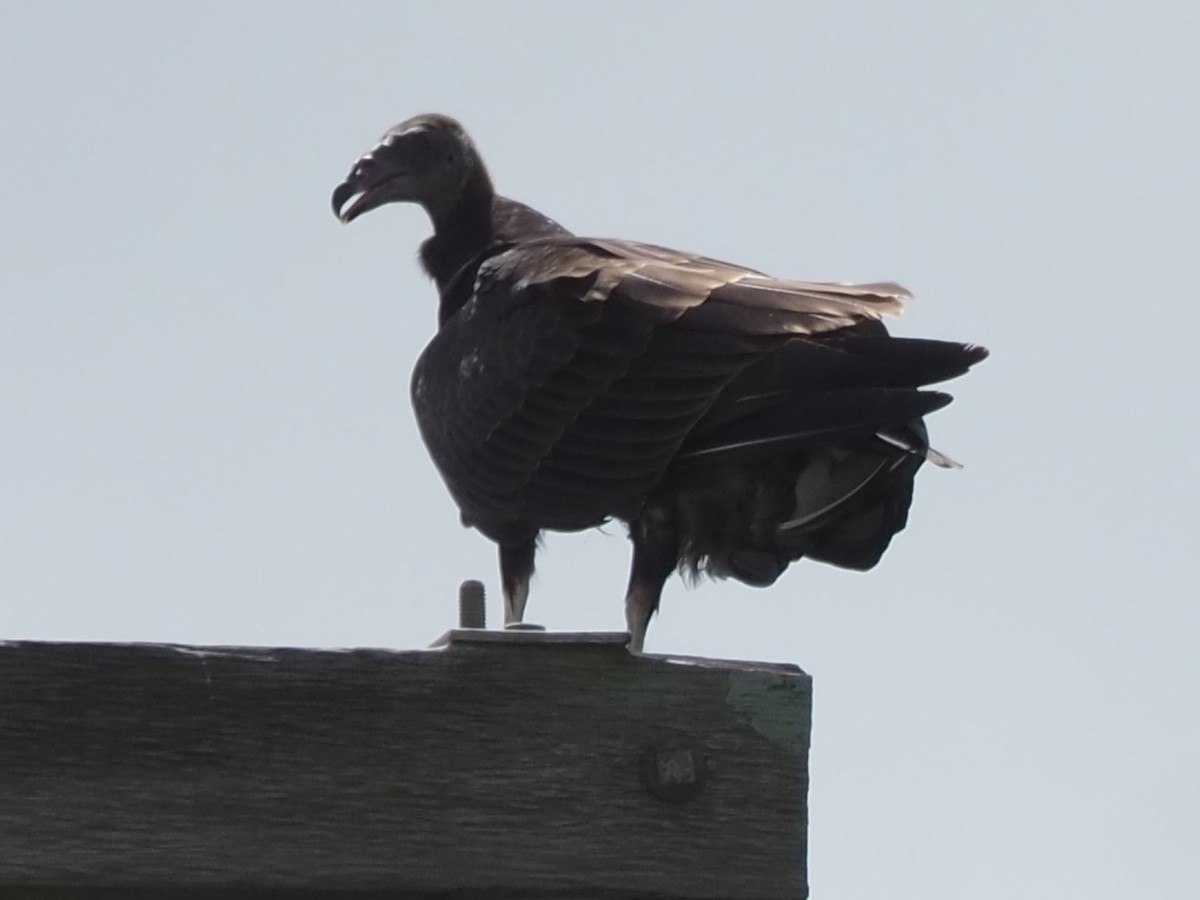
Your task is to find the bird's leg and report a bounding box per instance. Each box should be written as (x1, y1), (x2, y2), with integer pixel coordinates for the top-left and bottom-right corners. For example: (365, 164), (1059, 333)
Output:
(625, 513), (679, 653)
(499, 538), (537, 627)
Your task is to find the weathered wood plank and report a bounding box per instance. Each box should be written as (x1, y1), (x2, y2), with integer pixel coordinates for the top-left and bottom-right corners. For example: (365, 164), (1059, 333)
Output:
(0, 634), (810, 898)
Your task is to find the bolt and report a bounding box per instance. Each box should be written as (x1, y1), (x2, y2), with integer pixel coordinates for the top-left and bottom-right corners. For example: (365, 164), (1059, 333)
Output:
(458, 580), (486, 629)
(641, 738), (705, 801)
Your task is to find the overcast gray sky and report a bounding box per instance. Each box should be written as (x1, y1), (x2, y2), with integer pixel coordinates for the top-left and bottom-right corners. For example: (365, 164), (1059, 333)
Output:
(3, 1), (1198, 896)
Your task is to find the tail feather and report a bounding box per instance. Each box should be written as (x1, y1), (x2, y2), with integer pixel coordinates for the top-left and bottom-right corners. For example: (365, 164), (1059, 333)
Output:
(778, 453), (897, 532)
(680, 389), (952, 464)
(652, 327), (986, 586)
(876, 429), (962, 469)
(800, 453), (921, 570)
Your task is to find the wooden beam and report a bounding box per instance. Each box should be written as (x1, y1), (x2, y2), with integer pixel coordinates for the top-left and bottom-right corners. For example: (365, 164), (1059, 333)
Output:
(0, 631), (811, 898)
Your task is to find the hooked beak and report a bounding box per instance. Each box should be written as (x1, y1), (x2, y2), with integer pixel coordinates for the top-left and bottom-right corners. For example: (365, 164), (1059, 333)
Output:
(331, 178), (365, 223)
(331, 156), (408, 223)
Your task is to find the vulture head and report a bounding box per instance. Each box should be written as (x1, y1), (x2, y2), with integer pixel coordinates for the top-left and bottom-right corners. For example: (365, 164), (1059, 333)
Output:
(331, 113), (487, 226)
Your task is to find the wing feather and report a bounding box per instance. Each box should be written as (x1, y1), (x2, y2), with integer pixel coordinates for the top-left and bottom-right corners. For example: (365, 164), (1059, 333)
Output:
(419, 236), (918, 536)
(479, 236), (911, 331)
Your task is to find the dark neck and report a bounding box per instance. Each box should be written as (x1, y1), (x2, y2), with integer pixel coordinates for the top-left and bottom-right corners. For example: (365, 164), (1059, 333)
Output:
(420, 169), (496, 324)
(420, 167), (573, 325)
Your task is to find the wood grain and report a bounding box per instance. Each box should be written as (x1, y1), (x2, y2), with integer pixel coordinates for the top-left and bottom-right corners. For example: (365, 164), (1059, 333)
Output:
(0, 634), (810, 899)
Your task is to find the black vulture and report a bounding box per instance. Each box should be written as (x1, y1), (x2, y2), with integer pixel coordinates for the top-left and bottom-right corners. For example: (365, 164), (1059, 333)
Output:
(332, 113), (987, 651)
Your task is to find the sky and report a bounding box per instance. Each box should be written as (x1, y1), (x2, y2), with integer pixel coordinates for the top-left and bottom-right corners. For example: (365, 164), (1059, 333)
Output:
(3, 1), (1198, 896)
